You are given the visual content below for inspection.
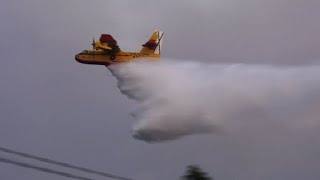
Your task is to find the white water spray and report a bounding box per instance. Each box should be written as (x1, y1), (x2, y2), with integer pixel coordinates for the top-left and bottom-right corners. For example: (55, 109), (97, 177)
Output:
(108, 60), (320, 142)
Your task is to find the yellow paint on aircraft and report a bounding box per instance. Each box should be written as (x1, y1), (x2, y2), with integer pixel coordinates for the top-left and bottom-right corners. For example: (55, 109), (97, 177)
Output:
(75, 30), (163, 66)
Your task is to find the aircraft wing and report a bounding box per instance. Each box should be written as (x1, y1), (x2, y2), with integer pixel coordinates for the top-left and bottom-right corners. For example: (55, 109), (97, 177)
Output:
(98, 44), (112, 50)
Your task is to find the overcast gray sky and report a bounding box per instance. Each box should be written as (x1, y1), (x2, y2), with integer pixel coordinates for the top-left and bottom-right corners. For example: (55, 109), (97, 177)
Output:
(0, 0), (320, 180)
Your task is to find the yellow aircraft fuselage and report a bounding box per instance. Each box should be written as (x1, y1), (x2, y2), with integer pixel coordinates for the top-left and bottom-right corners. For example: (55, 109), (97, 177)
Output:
(75, 31), (163, 66)
(75, 50), (160, 66)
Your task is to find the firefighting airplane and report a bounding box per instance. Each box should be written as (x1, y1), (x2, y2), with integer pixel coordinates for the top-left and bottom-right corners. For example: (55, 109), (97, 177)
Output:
(75, 30), (163, 66)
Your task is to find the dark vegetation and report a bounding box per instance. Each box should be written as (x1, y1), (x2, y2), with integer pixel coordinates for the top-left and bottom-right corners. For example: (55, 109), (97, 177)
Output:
(181, 165), (213, 180)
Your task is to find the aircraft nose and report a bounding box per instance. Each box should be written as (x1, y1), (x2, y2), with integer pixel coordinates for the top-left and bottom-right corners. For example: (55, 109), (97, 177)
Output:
(75, 54), (82, 63)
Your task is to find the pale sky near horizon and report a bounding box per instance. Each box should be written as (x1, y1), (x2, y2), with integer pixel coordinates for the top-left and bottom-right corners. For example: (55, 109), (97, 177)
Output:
(0, 1), (320, 180)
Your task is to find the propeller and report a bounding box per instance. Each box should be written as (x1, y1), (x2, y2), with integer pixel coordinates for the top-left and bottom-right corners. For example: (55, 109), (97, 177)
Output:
(157, 31), (164, 54)
(91, 37), (96, 50)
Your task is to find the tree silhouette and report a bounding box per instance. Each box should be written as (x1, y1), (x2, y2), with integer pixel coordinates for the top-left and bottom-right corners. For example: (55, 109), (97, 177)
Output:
(181, 165), (213, 180)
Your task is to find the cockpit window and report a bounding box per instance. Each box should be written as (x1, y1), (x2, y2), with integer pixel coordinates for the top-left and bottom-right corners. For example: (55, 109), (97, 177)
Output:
(81, 50), (89, 54)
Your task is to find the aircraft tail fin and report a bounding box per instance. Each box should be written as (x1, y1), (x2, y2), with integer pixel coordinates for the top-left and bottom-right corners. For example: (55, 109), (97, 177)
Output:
(140, 30), (164, 55)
